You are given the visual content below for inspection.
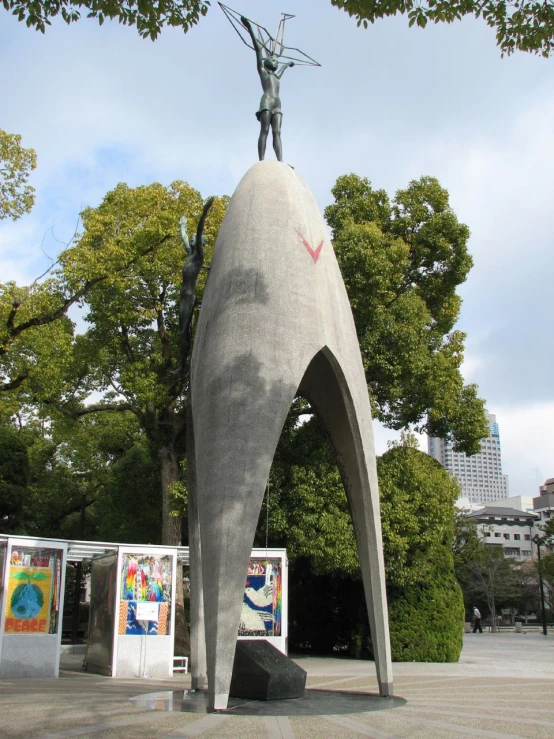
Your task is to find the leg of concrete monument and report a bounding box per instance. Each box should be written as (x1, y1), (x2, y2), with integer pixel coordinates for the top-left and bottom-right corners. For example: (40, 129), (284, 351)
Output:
(187, 408), (206, 691)
(299, 348), (393, 697)
(193, 356), (299, 710)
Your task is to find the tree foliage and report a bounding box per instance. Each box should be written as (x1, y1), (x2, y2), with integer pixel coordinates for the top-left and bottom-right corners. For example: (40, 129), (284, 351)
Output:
(4, 0), (210, 40)
(326, 173), (488, 454)
(331, 0), (554, 56)
(0, 423), (29, 532)
(6, 0), (554, 54)
(452, 510), (485, 585)
(377, 437), (464, 660)
(0, 129), (36, 221)
(45, 181), (226, 546)
(261, 405), (359, 576)
(271, 422), (465, 661)
(539, 517), (554, 541)
(13, 411), (160, 543)
(378, 434), (462, 589)
(454, 516), (544, 623)
(465, 545), (520, 626)
(0, 208), (174, 402)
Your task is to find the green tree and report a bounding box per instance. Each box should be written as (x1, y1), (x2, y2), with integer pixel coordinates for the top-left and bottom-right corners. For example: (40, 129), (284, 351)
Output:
(1, 192), (183, 402)
(14, 411), (158, 543)
(30, 181), (226, 656)
(267, 419), (464, 661)
(511, 561), (540, 623)
(46, 181), (226, 547)
(0, 129), (36, 221)
(4, 0), (209, 40)
(331, 0), (554, 56)
(464, 545), (519, 628)
(325, 173), (488, 455)
(452, 517), (538, 623)
(0, 423), (29, 532)
(452, 511), (485, 591)
(539, 517), (554, 542)
(262, 405), (359, 576)
(0, 288), (75, 406)
(0, 134), (160, 402)
(377, 436), (464, 661)
(7, 0), (554, 55)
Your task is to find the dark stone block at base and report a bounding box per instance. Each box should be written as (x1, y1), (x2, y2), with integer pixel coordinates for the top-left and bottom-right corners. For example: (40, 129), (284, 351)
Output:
(230, 640), (307, 701)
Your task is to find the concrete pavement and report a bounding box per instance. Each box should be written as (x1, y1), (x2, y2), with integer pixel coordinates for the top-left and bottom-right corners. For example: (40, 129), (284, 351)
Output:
(0, 633), (553, 738)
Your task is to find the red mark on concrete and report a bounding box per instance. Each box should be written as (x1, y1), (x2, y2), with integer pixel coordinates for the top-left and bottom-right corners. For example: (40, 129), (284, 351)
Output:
(295, 229), (323, 263)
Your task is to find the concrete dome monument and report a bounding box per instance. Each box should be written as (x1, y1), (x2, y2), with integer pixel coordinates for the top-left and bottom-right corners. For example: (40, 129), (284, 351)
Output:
(188, 160), (393, 710)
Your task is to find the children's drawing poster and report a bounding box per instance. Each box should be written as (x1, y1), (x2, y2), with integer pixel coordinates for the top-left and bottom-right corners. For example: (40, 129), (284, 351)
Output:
(238, 559), (282, 637)
(118, 555), (172, 636)
(4, 566), (52, 634)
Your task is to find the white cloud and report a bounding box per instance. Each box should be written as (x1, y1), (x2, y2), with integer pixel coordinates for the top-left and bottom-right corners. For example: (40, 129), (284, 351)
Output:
(460, 353), (483, 384)
(495, 403), (554, 496)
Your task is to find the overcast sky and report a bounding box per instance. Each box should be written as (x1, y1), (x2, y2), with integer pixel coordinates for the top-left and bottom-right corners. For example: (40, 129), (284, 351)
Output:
(1, 0), (552, 496)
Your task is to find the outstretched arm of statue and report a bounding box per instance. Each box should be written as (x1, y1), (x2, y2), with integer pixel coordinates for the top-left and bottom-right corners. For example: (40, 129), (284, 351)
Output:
(194, 196), (215, 265)
(179, 215), (191, 256)
(276, 61), (294, 79)
(172, 198), (215, 380)
(241, 15), (263, 74)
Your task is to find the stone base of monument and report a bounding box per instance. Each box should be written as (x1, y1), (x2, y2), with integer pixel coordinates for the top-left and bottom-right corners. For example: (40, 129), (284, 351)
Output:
(130, 689), (406, 716)
(229, 640), (306, 701)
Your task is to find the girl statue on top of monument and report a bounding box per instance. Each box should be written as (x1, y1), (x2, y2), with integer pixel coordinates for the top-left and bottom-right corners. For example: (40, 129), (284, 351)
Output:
(241, 15), (294, 162)
(220, 5), (320, 161)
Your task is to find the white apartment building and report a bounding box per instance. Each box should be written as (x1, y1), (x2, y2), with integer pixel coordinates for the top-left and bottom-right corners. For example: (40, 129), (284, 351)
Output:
(467, 506), (537, 559)
(466, 479), (553, 560)
(486, 495), (534, 514)
(428, 411), (509, 504)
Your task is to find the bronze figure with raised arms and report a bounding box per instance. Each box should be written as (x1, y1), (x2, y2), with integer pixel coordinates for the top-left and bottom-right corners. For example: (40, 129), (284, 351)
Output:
(219, 4), (320, 162)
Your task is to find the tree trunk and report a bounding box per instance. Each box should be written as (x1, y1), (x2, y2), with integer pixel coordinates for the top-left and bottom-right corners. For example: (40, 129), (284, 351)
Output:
(157, 443), (190, 658)
(159, 443), (182, 546)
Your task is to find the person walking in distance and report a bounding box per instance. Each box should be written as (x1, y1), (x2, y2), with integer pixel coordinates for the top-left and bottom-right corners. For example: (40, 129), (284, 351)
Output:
(472, 606), (483, 633)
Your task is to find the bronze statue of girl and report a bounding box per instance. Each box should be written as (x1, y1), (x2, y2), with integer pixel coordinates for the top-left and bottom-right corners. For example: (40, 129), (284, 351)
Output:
(241, 16), (294, 162)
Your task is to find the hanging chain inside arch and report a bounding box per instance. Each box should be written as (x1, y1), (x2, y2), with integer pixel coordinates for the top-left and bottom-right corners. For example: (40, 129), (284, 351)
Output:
(265, 478), (270, 554)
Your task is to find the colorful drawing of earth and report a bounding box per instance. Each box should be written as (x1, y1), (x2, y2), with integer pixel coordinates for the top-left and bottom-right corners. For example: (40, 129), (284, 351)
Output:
(11, 583), (44, 619)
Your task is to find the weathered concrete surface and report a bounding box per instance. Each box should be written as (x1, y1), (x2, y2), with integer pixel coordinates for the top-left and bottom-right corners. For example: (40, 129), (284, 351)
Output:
(189, 160), (392, 710)
(186, 404), (206, 692)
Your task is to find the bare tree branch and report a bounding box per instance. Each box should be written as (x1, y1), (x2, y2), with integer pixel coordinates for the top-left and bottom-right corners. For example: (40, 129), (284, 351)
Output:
(119, 325), (135, 363)
(43, 397), (146, 430)
(1, 372), (28, 391)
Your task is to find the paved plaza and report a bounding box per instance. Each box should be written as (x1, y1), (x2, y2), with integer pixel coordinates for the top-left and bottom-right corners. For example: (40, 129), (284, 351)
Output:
(1, 633), (553, 738)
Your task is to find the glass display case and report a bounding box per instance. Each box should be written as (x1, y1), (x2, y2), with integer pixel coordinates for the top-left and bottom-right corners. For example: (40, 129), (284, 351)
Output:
(238, 549), (288, 654)
(118, 554), (173, 636)
(85, 553), (118, 676)
(0, 537), (67, 678)
(85, 547), (177, 678)
(4, 546), (63, 635)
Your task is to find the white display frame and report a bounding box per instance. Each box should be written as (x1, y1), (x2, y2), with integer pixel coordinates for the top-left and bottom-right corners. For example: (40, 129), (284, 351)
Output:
(238, 548), (288, 655)
(111, 545), (177, 678)
(0, 536), (67, 678)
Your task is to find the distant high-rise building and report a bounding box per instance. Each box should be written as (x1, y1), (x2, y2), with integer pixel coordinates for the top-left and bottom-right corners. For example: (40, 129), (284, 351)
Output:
(428, 411), (509, 504)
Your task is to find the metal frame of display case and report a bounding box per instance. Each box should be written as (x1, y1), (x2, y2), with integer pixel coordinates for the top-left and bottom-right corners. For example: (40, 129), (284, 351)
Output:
(0, 536), (68, 678)
(111, 545), (178, 678)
